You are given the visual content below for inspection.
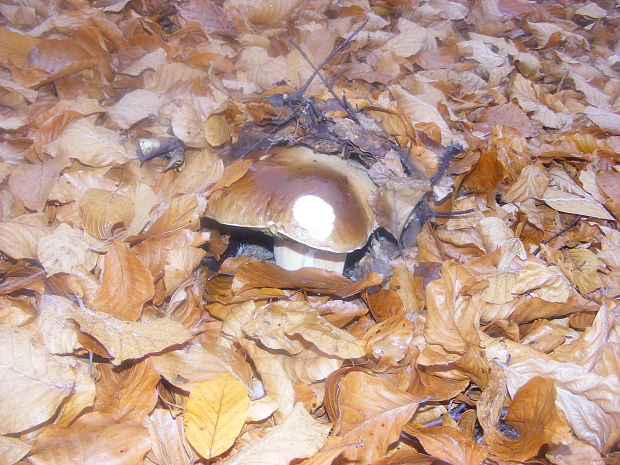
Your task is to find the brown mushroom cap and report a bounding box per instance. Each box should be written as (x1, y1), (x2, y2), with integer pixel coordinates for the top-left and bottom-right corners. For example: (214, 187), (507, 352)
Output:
(206, 146), (377, 253)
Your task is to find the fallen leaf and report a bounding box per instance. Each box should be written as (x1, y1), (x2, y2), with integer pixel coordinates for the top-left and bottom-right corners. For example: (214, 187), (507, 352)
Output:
(29, 412), (150, 465)
(220, 403), (330, 465)
(232, 262), (383, 298)
(91, 241), (154, 320)
(487, 376), (571, 461)
(334, 371), (420, 463)
(184, 373), (249, 459)
(79, 189), (135, 240)
(71, 307), (192, 365)
(0, 325), (75, 434)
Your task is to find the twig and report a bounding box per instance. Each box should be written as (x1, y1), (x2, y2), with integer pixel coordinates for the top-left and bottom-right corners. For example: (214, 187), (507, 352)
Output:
(284, 18), (368, 122)
(532, 215), (582, 255)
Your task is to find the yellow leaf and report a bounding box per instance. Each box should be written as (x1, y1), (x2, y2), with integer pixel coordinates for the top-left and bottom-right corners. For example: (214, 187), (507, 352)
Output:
(184, 373), (249, 459)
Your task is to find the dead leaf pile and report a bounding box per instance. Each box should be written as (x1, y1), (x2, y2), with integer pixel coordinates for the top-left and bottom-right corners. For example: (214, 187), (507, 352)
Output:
(0, 1), (619, 465)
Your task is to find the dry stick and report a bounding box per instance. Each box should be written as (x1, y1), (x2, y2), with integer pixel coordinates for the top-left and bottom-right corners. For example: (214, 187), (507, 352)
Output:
(532, 215), (582, 255)
(236, 20), (368, 157)
(284, 18), (368, 122)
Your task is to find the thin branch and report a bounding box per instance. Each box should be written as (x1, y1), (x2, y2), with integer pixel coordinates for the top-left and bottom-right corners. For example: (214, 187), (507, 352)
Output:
(284, 18), (368, 122)
(532, 216), (582, 255)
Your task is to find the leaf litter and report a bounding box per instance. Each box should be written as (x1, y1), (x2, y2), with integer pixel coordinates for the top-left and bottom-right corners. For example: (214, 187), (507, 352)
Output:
(0, 1), (619, 465)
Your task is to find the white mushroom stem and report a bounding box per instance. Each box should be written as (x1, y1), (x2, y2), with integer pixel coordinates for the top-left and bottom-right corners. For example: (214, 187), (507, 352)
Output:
(273, 238), (347, 273)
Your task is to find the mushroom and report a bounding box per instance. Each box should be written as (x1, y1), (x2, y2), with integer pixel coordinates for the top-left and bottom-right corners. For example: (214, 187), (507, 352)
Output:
(206, 146), (377, 273)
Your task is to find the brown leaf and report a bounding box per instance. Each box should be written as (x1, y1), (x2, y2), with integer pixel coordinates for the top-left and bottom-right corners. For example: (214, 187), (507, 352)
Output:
(8, 158), (63, 211)
(424, 262), (481, 354)
(29, 412), (150, 465)
(334, 371), (420, 463)
(404, 421), (487, 465)
(487, 376), (571, 461)
(457, 150), (508, 200)
(91, 241), (154, 320)
(94, 359), (160, 422)
(232, 262), (383, 298)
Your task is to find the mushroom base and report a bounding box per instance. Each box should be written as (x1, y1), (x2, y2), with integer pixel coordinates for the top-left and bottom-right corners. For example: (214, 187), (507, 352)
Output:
(273, 239), (347, 273)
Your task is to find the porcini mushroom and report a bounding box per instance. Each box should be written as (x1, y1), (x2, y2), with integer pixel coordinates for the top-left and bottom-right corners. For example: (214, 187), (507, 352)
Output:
(206, 146), (377, 273)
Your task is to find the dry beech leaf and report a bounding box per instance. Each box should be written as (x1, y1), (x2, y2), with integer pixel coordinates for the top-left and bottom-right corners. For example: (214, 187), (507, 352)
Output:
(404, 421), (487, 465)
(487, 376), (571, 461)
(232, 262), (383, 298)
(91, 241), (154, 320)
(220, 403), (330, 465)
(0, 217), (50, 260)
(241, 339), (296, 420)
(134, 229), (211, 280)
(184, 373), (249, 459)
(79, 189), (135, 240)
(204, 113), (231, 147)
(364, 316), (414, 367)
(248, 301), (367, 359)
(511, 262), (571, 303)
(151, 342), (253, 393)
(542, 187), (614, 220)
(137, 194), (200, 241)
(424, 262), (481, 354)
(0, 27), (37, 66)
(146, 408), (196, 465)
(8, 157), (64, 212)
(0, 436), (30, 465)
(55, 361), (96, 427)
(36, 294), (80, 354)
(503, 162), (549, 203)
(334, 371), (420, 463)
(28, 412), (150, 465)
(94, 359), (160, 422)
(0, 325), (75, 434)
(37, 223), (99, 276)
(505, 357), (620, 450)
(564, 248), (602, 294)
(106, 89), (164, 129)
(47, 118), (132, 167)
(71, 307), (192, 365)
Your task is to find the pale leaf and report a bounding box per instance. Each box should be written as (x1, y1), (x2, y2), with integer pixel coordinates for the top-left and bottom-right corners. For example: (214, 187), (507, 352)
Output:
(505, 359), (620, 450)
(0, 217), (51, 260)
(151, 342), (253, 393)
(0, 325), (74, 434)
(47, 118), (132, 167)
(36, 294), (80, 354)
(146, 408), (195, 465)
(503, 162), (549, 203)
(220, 403), (330, 465)
(584, 106), (620, 135)
(106, 89), (164, 128)
(542, 187), (614, 220)
(37, 223), (99, 275)
(71, 307), (192, 365)
(0, 436), (30, 465)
